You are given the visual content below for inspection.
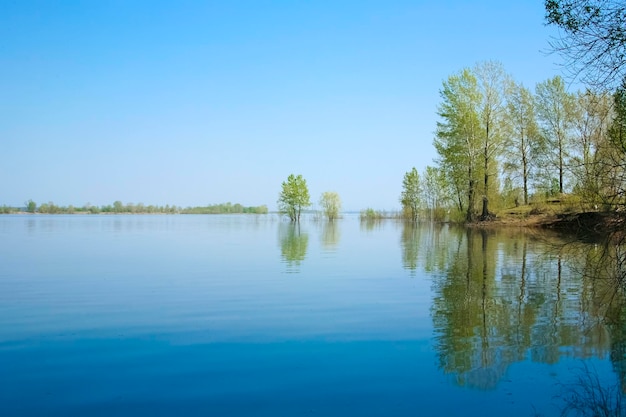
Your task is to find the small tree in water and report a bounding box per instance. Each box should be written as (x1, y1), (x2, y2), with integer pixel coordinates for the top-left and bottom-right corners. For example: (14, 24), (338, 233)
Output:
(319, 191), (341, 221)
(278, 174), (311, 222)
(400, 167), (421, 222)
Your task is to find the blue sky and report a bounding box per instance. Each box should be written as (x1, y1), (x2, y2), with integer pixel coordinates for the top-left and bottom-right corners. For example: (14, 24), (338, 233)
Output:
(1, 1), (561, 211)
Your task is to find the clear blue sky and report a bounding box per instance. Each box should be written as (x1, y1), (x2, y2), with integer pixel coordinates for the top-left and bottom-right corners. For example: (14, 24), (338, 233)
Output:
(1, 1), (561, 211)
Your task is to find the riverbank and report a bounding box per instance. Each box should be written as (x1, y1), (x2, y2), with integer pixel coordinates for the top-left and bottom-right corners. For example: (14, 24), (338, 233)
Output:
(474, 203), (624, 238)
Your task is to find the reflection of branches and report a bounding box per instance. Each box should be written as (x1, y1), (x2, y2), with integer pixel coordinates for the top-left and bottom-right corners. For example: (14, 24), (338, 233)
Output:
(431, 227), (621, 390)
(558, 363), (625, 417)
(561, 235), (626, 323)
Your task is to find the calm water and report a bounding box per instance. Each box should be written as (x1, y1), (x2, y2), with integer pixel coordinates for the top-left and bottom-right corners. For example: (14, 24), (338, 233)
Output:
(0, 214), (624, 416)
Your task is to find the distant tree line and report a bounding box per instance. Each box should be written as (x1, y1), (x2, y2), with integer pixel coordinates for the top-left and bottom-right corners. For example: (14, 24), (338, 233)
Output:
(0, 200), (268, 215)
(180, 203), (268, 214)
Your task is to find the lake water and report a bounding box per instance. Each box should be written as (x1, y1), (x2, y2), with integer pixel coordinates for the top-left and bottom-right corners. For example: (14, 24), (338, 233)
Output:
(0, 214), (624, 416)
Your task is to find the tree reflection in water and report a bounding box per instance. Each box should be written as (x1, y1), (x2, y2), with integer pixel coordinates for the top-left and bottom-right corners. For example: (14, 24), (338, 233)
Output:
(278, 223), (309, 273)
(401, 226), (626, 390)
(320, 221), (340, 250)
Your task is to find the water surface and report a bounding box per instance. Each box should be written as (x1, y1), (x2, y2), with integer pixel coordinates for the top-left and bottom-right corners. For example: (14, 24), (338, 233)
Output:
(0, 215), (623, 416)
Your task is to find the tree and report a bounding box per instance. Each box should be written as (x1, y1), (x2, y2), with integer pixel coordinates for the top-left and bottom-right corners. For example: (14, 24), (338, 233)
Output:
(535, 76), (576, 195)
(400, 167), (421, 222)
(571, 89), (612, 203)
(474, 61), (509, 219)
(422, 166), (449, 221)
(434, 68), (482, 222)
(278, 174), (311, 222)
(505, 81), (543, 205)
(545, 0), (626, 89)
(25, 199), (36, 213)
(319, 191), (341, 221)
(596, 81), (626, 207)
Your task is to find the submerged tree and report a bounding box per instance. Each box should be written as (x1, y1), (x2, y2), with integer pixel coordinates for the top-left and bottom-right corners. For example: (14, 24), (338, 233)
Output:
(319, 191), (341, 221)
(278, 174), (311, 222)
(400, 167), (421, 222)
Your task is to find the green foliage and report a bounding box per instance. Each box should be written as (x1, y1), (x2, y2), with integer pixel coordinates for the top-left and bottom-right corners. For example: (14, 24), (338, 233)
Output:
(434, 67), (483, 221)
(26, 199), (36, 213)
(359, 208), (384, 220)
(0, 200), (267, 215)
(319, 191), (341, 221)
(180, 203), (268, 214)
(38, 201), (61, 214)
(421, 165), (451, 221)
(505, 81), (543, 205)
(400, 167), (421, 222)
(535, 75), (576, 195)
(278, 174), (311, 222)
(359, 208), (399, 221)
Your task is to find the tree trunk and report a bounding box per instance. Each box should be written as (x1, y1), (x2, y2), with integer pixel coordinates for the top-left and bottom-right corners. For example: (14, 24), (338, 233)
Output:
(467, 173), (475, 222)
(481, 196), (489, 220)
(559, 135), (564, 194)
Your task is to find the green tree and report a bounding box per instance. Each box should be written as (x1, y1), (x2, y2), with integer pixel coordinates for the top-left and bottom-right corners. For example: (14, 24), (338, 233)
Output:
(319, 191), (341, 221)
(595, 82), (626, 208)
(278, 174), (311, 222)
(535, 76), (576, 195)
(505, 81), (543, 205)
(113, 200), (124, 213)
(434, 68), (482, 221)
(474, 61), (509, 219)
(422, 166), (449, 221)
(25, 199), (36, 213)
(545, 0), (626, 89)
(571, 89), (612, 204)
(400, 167), (421, 222)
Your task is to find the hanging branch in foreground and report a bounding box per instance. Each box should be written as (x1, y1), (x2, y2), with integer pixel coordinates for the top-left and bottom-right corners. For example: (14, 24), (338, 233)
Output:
(545, 0), (626, 89)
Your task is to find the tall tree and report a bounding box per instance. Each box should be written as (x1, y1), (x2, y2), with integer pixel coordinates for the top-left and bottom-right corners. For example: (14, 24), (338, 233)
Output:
(319, 191), (341, 221)
(535, 76), (576, 195)
(545, 0), (626, 89)
(400, 167), (421, 222)
(434, 68), (482, 222)
(474, 61), (509, 219)
(571, 89), (612, 203)
(278, 174), (311, 222)
(505, 81), (543, 205)
(597, 81), (626, 207)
